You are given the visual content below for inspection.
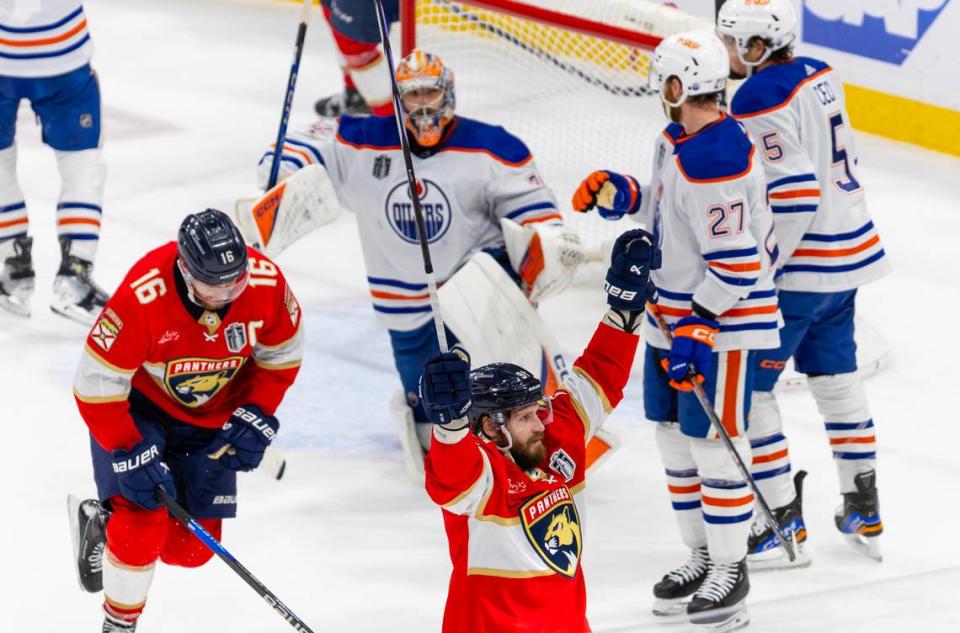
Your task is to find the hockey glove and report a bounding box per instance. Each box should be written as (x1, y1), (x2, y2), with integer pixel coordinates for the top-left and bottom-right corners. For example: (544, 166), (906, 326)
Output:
(572, 170), (641, 220)
(207, 404), (279, 472)
(111, 439), (176, 511)
(662, 316), (719, 391)
(420, 348), (472, 427)
(605, 229), (660, 311)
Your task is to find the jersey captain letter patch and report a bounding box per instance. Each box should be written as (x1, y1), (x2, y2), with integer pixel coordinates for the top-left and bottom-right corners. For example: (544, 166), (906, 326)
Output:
(164, 357), (245, 407)
(520, 486), (582, 578)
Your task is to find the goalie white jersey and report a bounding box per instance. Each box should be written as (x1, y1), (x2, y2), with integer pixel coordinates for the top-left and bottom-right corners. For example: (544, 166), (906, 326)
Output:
(635, 115), (781, 352)
(257, 115), (561, 331)
(731, 57), (891, 292)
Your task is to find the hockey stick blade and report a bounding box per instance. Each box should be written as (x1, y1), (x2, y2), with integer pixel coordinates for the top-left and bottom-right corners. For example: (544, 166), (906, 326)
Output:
(235, 164), (343, 258)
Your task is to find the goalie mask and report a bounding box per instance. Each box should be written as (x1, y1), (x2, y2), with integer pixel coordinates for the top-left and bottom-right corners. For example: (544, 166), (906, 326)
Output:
(469, 363), (553, 452)
(177, 209), (249, 308)
(396, 49), (456, 148)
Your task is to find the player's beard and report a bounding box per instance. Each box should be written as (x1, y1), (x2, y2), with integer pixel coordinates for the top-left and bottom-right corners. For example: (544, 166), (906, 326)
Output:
(511, 432), (547, 471)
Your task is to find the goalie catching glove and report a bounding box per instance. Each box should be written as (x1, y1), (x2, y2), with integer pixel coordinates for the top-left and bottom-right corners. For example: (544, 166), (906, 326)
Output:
(500, 219), (585, 304)
(572, 170), (642, 220)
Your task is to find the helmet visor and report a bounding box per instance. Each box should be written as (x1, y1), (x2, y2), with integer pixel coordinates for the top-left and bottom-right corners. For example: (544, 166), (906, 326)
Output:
(180, 261), (249, 306)
(508, 397), (553, 427)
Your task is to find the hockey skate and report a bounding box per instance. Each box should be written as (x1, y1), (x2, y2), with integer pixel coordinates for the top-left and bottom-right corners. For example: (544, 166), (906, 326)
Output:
(0, 236), (35, 317)
(747, 470), (811, 571)
(687, 559), (750, 632)
(652, 545), (709, 616)
(102, 613), (137, 632)
(50, 238), (109, 325)
(314, 86), (370, 117)
(836, 469), (883, 561)
(67, 495), (108, 593)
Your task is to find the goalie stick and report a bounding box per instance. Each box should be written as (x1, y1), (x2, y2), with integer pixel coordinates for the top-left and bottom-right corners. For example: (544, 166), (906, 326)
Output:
(374, 0), (449, 353)
(157, 488), (315, 632)
(647, 302), (798, 563)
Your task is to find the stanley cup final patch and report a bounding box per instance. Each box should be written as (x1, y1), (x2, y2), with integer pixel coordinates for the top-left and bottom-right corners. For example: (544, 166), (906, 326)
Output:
(520, 486), (582, 578)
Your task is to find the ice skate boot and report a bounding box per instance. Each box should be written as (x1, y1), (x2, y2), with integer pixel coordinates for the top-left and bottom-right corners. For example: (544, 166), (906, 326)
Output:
(102, 613), (136, 632)
(747, 470), (811, 571)
(652, 545), (709, 616)
(51, 237), (109, 325)
(314, 86), (370, 117)
(687, 558), (750, 632)
(0, 236), (35, 317)
(835, 469), (883, 561)
(68, 495), (108, 593)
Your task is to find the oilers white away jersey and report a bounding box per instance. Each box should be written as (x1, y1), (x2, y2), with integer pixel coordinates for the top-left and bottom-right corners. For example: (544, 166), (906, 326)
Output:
(731, 57), (891, 292)
(0, 1), (94, 78)
(258, 115), (561, 331)
(635, 114), (781, 352)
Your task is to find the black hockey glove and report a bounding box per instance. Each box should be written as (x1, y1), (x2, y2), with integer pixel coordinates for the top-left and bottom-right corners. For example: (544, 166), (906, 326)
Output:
(420, 348), (472, 427)
(111, 439), (176, 510)
(605, 228), (661, 311)
(207, 404), (279, 472)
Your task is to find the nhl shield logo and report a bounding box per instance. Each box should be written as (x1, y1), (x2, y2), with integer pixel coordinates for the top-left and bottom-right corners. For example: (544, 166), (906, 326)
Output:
(164, 356), (245, 407)
(520, 486), (582, 578)
(372, 154), (391, 180)
(225, 323), (247, 353)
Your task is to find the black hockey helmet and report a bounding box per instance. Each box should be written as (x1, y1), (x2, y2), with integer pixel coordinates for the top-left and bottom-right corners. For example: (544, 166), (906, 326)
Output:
(177, 209), (249, 305)
(468, 362), (551, 434)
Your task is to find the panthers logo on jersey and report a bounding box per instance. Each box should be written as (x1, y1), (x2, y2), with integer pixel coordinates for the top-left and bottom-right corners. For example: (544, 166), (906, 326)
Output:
(520, 486), (582, 578)
(163, 356), (245, 407)
(384, 178), (452, 244)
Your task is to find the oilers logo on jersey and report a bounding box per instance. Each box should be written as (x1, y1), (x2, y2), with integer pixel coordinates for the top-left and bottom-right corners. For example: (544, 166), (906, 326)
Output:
(521, 486), (582, 578)
(384, 179), (452, 244)
(163, 356), (245, 407)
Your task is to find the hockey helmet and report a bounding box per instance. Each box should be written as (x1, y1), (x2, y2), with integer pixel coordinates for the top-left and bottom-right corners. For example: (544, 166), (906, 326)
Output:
(648, 30), (729, 108)
(717, 0), (797, 67)
(177, 209), (249, 306)
(468, 363), (553, 440)
(396, 49), (456, 147)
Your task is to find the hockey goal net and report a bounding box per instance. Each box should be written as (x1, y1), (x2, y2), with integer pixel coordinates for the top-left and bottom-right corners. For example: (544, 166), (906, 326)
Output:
(401, 0), (712, 267)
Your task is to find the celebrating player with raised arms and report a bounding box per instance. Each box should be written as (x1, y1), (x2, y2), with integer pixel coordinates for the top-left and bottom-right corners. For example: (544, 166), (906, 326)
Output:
(70, 210), (303, 631)
(255, 49), (584, 468)
(420, 229), (659, 633)
(574, 30), (782, 631)
(717, 0), (890, 564)
(0, 0), (110, 323)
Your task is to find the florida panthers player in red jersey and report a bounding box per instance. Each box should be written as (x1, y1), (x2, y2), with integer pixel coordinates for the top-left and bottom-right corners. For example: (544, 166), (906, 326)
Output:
(69, 209), (303, 631)
(419, 229), (660, 633)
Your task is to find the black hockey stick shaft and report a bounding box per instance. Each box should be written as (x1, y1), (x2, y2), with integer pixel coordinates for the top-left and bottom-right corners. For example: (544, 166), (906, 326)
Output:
(267, 0), (313, 191)
(647, 304), (797, 562)
(156, 488), (316, 632)
(373, 0), (449, 352)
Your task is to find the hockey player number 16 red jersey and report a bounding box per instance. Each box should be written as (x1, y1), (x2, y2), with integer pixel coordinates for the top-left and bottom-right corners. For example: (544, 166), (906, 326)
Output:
(74, 242), (303, 452)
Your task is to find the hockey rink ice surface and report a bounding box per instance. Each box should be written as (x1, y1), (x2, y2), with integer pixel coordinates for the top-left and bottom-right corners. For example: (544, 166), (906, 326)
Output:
(2, 1), (959, 631)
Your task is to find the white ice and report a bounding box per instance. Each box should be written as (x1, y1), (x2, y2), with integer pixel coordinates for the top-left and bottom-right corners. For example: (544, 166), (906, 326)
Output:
(2, 0), (959, 631)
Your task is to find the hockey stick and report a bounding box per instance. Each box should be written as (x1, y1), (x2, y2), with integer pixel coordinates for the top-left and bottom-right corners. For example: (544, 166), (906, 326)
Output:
(266, 0), (313, 192)
(156, 488), (314, 632)
(646, 303), (798, 562)
(374, 0), (449, 353)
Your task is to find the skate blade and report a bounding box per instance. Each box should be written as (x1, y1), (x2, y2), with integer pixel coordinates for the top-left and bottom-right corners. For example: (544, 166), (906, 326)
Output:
(0, 294), (31, 317)
(690, 604), (749, 632)
(50, 303), (98, 326)
(652, 597), (690, 617)
(844, 533), (883, 562)
(66, 494), (86, 592)
(747, 546), (812, 572)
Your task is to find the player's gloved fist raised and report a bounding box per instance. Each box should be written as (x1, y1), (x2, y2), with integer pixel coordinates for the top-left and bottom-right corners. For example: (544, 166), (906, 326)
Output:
(605, 229), (661, 311)
(662, 316), (719, 391)
(572, 170), (641, 220)
(420, 347), (472, 427)
(207, 404), (279, 472)
(111, 439), (176, 510)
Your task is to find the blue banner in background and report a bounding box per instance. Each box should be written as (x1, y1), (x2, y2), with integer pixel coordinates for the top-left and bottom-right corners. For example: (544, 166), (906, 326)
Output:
(802, 0), (950, 65)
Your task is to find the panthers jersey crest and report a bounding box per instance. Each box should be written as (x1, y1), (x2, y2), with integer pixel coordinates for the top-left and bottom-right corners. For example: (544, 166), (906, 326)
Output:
(163, 356), (245, 407)
(520, 486), (582, 578)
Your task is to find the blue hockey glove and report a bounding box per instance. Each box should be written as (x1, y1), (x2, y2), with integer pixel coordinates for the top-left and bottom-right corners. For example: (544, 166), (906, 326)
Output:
(572, 170), (642, 220)
(605, 229), (661, 311)
(663, 316), (720, 391)
(111, 439), (176, 511)
(420, 348), (472, 426)
(207, 404), (279, 472)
